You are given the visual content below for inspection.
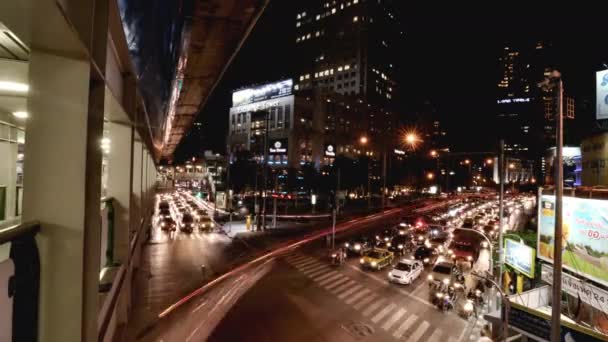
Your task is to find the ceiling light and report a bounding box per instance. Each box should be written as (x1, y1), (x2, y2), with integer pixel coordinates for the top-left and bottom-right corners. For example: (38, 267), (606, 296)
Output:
(0, 81), (29, 93)
(13, 111), (28, 119)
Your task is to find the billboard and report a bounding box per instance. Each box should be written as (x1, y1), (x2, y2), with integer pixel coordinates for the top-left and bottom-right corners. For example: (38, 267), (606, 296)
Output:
(232, 79), (292, 107)
(505, 239), (535, 278)
(538, 194), (608, 287)
(597, 69), (608, 120)
(541, 264), (608, 314)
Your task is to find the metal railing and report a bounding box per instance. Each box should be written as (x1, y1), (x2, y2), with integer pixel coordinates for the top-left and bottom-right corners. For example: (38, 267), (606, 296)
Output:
(0, 220), (40, 342)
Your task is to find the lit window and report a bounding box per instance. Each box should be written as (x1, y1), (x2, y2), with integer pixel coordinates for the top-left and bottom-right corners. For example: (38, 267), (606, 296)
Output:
(299, 76), (304, 81)
(314, 72), (319, 78)
(316, 14), (321, 20)
(296, 22), (300, 27)
(306, 33), (311, 39)
(297, 14), (301, 19)
(315, 31), (320, 37)
(353, 16), (359, 22)
(332, 8), (336, 14)
(338, 66), (343, 72)
(302, 11), (306, 17)
(354, 0), (359, 3)
(294, 84), (299, 90)
(305, 74), (310, 79)
(296, 38), (301, 42)
(344, 65), (350, 70)
(330, 69), (334, 75)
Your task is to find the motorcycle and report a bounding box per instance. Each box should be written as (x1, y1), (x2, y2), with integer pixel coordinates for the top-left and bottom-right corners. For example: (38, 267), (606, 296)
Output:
(461, 299), (475, 319)
(330, 249), (347, 266)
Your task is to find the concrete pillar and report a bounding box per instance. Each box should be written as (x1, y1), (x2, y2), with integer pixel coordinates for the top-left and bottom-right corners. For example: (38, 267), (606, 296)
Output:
(130, 139), (142, 235)
(106, 122), (133, 264)
(23, 50), (103, 341)
(0, 139), (17, 221)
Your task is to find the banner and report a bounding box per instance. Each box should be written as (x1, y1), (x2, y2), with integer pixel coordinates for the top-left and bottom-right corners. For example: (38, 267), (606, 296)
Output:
(538, 194), (608, 287)
(541, 264), (608, 314)
(597, 69), (608, 120)
(505, 239), (535, 278)
(233, 79), (292, 107)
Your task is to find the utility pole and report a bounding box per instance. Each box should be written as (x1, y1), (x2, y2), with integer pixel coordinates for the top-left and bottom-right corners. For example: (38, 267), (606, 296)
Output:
(262, 111), (269, 230)
(272, 171), (278, 228)
(551, 71), (564, 342)
(367, 159), (372, 210)
(382, 149), (387, 209)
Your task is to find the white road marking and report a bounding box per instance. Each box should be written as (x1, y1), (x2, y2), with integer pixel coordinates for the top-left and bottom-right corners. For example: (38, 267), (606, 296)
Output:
(191, 300), (208, 314)
(313, 271), (338, 282)
(298, 261), (324, 272)
(317, 273), (343, 286)
(409, 321), (430, 342)
(371, 303), (397, 323)
(330, 280), (357, 294)
(291, 257), (316, 267)
(299, 263), (325, 274)
(286, 254), (308, 262)
(392, 314), (418, 338)
(362, 300), (385, 317)
(428, 328), (443, 342)
(337, 284), (363, 300)
(352, 293), (377, 310)
(305, 267), (331, 278)
(324, 277), (350, 290)
(344, 288), (370, 305)
(381, 308), (406, 331)
(293, 259), (318, 269)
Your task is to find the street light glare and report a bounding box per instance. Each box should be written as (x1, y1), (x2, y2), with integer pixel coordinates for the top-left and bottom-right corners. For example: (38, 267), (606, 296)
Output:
(359, 136), (368, 145)
(464, 159), (470, 165)
(430, 150), (437, 157)
(486, 158), (493, 164)
(426, 172), (434, 180)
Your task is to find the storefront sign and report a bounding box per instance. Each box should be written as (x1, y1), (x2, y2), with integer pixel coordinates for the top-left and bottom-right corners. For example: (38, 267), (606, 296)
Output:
(597, 69), (608, 120)
(232, 79), (292, 107)
(505, 239), (535, 278)
(269, 139), (288, 155)
(541, 264), (608, 314)
(538, 194), (608, 287)
(324, 144), (336, 157)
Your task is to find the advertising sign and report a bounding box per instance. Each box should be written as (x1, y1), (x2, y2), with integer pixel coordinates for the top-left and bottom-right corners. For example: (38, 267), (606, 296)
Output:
(269, 139), (288, 155)
(232, 79), (292, 107)
(504, 239), (536, 278)
(324, 144), (336, 157)
(541, 264), (608, 314)
(538, 194), (608, 287)
(597, 69), (608, 120)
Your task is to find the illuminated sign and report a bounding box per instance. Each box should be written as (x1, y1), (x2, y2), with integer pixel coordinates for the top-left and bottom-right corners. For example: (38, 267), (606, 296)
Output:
(538, 194), (608, 287)
(394, 149), (405, 155)
(597, 69), (608, 120)
(497, 98), (531, 104)
(325, 144), (336, 157)
(231, 99), (280, 115)
(269, 139), (288, 155)
(232, 79), (293, 107)
(504, 239), (535, 278)
(541, 264), (608, 314)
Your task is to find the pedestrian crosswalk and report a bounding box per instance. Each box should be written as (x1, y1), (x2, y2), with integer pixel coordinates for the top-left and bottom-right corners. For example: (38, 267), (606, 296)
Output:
(285, 253), (461, 342)
(149, 230), (229, 243)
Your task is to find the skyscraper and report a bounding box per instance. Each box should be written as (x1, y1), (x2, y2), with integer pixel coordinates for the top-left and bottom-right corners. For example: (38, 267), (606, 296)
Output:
(293, 0), (403, 166)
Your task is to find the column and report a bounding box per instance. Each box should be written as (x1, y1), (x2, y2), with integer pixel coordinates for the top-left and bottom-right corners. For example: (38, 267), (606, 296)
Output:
(0, 137), (17, 222)
(106, 122), (133, 264)
(23, 50), (102, 341)
(130, 139), (142, 235)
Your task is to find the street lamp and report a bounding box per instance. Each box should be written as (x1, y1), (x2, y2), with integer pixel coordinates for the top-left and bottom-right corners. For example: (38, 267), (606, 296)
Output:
(430, 150), (438, 157)
(404, 132), (420, 149)
(426, 172), (434, 180)
(508, 163), (515, 169)
(359, 136), (368, 145)
(464, 159), (470, 165)
(486, 158), (493, 165)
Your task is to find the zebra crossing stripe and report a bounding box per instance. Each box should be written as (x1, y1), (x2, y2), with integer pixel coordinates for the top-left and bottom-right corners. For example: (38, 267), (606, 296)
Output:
(392, 314), (417, 338)
(298, 261), (323, 271)
(305, 267), (330, 278)
(286, 255), (308, 263)
(337, 284), (363, 300)
(352, 293), (377, 310)
(313, 271), (338, 282)
(362, 300), (385, 317)
(381, 308), (406, 331)
(292, 259), (318, 268)
(299, 263), (325, 274)
(371, 303), (396, 323)
(289, 255), (313, 264)
(324, 277), (350, 290)
(317, 273), (343, 286)
(330, 280), (357, 294)
(409, 320), (430, 342)
(427, 329), (443, 342)
(344, 288), (370, 305)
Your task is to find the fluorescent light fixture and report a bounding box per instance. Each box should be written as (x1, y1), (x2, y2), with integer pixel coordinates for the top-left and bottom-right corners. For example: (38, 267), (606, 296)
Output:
(13, 111), (28, 119)
(0, 81), (29, 93)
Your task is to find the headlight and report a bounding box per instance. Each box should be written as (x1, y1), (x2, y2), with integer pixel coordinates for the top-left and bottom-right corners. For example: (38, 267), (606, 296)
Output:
(399, 231), (405, 235)
(354, 245), (361, 251)
(359, 258), (365, 264)
(331, 253), (337, 258)
(384, 237), (389, 242)
(399, 223), (406, 227)
(467, 256), (473, 261)
(464, 301), (474, 312)
(387, 242), (392, 247)
(442, 278), (450, 285)
(371, 261), (377, 267)
(448, 249), (453, 254)
(428, 275), (433, 281)
(418, 236), (424, 241)
(423, 258), (430, 263)
(481, 241), (488, 248)
(436, 292), (444, 299)
(451, 255), (456, 259)
(210, 223), (215, 227)
(388, 272), (393, 277)
(161, 222), (166, 227)
(398, 244), (403, 249)
(376, 235), (380, 240)
(345, 243), (350, 247)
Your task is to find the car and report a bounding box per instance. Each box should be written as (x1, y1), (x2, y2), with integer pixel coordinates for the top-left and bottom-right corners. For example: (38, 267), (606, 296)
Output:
(198, 215), (215, 231)
(180, 214), (195, 232)
(388, 235), (412, 256)
(158, 208), (172, 219)
(427, 260), (457, 285)
(160, 217), (177, 231)
(344, 236), (372, 256)
(482, 224), (497, 239)
(388, 259), (423, 284)
(412, 229), (427, 246)
(427, 230), (450, 252)
(448, 241), (479, 263)
(462, 218), (474, 228)
(375, 228), (397, 247)
(360, 249), (394, 270)
(414, 246), (438, 266)
(158, 201), (170, 211)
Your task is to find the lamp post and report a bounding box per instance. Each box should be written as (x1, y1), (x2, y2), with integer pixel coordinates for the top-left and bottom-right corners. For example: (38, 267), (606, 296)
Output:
(359, 136), (372, 209)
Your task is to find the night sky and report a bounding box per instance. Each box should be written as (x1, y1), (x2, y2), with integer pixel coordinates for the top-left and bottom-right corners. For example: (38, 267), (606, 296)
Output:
(173, 7), (608, 162)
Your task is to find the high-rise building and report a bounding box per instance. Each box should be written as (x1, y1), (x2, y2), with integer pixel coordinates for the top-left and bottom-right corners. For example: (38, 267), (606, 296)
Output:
(292, 0), (403, 166)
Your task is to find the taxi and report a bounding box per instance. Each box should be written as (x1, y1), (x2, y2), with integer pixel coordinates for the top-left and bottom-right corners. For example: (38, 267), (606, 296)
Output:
(359, 248), (394, 271)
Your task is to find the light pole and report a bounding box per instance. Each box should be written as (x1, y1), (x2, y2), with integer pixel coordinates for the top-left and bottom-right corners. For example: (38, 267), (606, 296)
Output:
(359, 136), (372, 209)
(470, 271), (510, 342)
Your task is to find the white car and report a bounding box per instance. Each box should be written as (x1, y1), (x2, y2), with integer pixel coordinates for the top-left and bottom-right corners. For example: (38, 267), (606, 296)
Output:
(388, 259), (423, 285)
